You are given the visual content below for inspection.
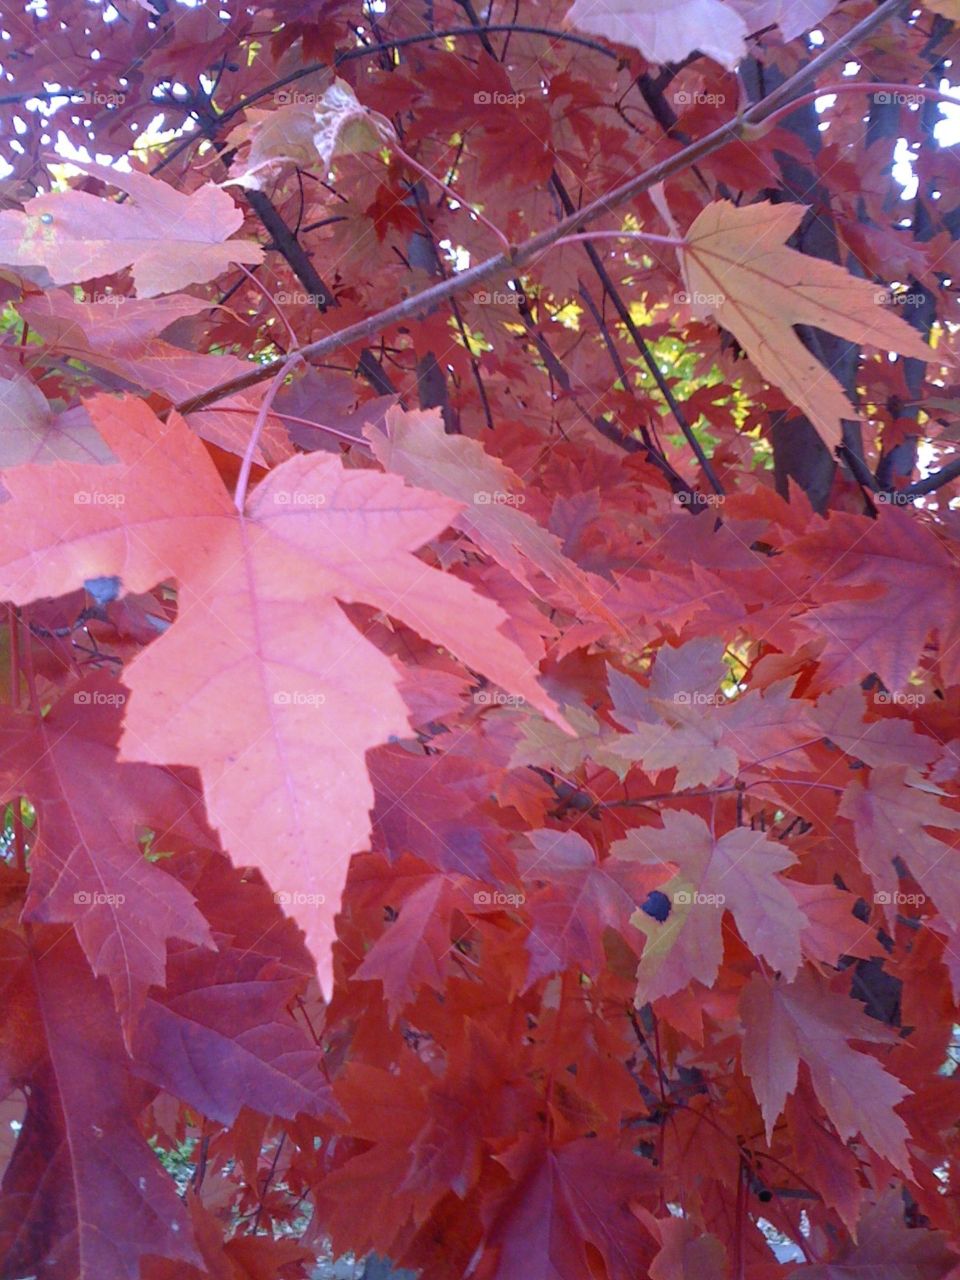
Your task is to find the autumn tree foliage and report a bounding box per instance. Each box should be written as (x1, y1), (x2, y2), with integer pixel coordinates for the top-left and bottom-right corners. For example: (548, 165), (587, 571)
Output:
(3, 0), (960, 1276)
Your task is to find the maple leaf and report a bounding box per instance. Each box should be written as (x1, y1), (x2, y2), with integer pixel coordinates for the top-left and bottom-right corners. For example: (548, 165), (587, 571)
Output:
(0, 673), (213, 1028)
(787, 1189), (956, 1279)
(601, 666), (817, 789)
(674, 200), (932, 449)
(0, 367), (113, 465)
(368, 406), (621, 628)
(740, 968), (911, 1170)
(564, 0), (750, 69)
(20, 289), (293, 465)
(352, 866), (469, 1018)
(517, 829), (665, 985)
(484, 1134), (658, 1280)
(0, 162), (262, 297)
(812, 686), (940, 771)
(644, 1214), (728, 1280)
(130, 938), (333, 1124)
(0, 395), (562, 992)
(0, 925), (199, 1278)
(793, 506), (960, 691)
(226, 78), (393, 189)
(730, 0), (840, 41)
(615, 810), (804, 1001)
(838, 766), (960, 929)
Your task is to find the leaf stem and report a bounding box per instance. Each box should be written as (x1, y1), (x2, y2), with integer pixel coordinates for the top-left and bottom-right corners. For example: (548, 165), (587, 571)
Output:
(389, 137), (510, 250)
(747, 80), (960, 136)
(233, 352), (304, 514)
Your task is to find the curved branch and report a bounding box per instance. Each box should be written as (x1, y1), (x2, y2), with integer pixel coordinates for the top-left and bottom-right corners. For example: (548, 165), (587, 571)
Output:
(173, 0), (907, 418)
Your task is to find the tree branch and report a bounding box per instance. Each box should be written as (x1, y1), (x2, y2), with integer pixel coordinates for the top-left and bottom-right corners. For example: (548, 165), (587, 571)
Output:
(173, 0), (907, 419)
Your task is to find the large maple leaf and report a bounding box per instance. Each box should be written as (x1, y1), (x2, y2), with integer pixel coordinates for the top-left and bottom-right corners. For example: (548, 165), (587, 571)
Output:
(0, 396), (563, 990)
(674, 201), (932, 450)
(740, 968), (911, 1171)
(614, 810), (804, 1001)
(0, 162), (262, 297)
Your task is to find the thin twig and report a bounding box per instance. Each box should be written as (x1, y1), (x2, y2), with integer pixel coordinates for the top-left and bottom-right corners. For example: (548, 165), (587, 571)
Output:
(172, 0), (906, 418)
